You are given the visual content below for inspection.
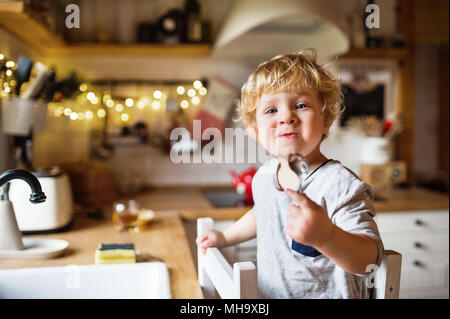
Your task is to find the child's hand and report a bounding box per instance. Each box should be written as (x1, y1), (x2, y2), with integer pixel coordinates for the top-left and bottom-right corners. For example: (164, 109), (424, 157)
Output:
(284, 189), (335, 248)
(196, 230), (226, 255)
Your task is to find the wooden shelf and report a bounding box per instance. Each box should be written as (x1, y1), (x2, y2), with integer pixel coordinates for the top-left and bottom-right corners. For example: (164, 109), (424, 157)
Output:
(0, 1), (211, 57)
(342, 47), (409, 59)
(47, 43), (212, 56)
(0, 1), (65, 51)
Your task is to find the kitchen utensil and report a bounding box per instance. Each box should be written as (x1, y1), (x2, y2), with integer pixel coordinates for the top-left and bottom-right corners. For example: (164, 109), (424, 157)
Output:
(39, 70), (56, 102)
(287, 152), (322, 257)
(22, 62), (52, 100)
(288, 152), (309, 193)
(13, 55), (33, 96)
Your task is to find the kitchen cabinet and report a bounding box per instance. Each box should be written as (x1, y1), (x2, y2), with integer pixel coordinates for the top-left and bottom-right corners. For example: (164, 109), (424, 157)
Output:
(375, 210), (449, 299)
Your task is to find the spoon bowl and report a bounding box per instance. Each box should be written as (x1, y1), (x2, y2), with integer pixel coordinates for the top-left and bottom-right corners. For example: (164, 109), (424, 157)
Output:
(288, 152), (309, 193)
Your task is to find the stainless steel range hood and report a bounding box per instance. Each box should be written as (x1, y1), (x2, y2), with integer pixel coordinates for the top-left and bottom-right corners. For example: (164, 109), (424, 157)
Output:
(212, 0), (350, 61)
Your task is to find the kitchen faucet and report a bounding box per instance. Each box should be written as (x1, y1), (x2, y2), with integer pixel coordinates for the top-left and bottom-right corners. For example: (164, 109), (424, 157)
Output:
(0, 169), (46, 203)
(0, 169), (46, 251)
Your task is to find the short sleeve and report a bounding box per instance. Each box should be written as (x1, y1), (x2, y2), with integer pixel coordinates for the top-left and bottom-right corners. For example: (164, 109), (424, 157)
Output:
(331, 189), (385, 271)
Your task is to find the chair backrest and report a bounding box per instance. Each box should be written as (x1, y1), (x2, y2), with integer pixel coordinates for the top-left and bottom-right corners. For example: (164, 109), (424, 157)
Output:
(197, 217), (402, 299)
(371, 250), (402, 299)
(197, 217), (257, 298)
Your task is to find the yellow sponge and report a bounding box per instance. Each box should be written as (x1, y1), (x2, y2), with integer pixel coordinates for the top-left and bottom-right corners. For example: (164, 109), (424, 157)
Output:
(95, 243), (136, 264)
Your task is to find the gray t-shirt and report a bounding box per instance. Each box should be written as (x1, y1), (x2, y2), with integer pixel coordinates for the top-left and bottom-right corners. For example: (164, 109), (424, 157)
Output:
(252, 158), (384, 299)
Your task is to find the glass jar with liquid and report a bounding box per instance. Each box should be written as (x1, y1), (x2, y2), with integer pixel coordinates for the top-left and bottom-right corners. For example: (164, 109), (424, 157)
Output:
(112, 200), (140, 232)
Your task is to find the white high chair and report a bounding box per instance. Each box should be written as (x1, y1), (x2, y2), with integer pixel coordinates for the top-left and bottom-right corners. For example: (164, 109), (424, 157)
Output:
(197, 217), (402, 299)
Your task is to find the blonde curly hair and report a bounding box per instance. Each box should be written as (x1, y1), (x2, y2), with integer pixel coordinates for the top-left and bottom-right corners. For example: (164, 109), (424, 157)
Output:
(236, 49), (344, 130)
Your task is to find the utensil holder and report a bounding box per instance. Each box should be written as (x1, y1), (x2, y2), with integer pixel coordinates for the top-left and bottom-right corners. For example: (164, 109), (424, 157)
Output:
(0, 97), (47, 136)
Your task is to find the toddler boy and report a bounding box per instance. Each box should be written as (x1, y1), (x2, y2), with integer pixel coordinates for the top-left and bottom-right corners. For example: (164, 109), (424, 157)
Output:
(196, 50), (384, 298)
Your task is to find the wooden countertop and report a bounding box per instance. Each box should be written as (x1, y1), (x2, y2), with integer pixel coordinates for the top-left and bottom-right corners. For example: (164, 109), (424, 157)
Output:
(372, 187), (449, 212)
(180, 186), (449, 221)
(0, 209), (203, 299)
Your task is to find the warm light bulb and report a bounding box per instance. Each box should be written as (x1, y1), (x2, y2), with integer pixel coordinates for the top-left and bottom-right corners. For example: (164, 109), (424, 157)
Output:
(97, 109), (106, 118)
(54, 106), (64, 117)
(102, 94), (111, 103)
(70, 112), (78, 120)
(115, 104), (124, 112)
(176, 86), (185, 95)
(87, 92), (95, 100)
(91, 97), (99, 104)
(180, 100), (189, 109)
(79, 84), (88, 92)
(0, 53), (4, 60)
(193, 80), (202, 89)
(199, 87), (207, 95)
(191, 96), (200, 105)
(125, 98), (134, 107)
(4, 87), (10, 93)
(64, 108), (72, 116)
(5, 70), (12, 77)
(121, 113), (129, 122)
(153, 90), (162, 99)
(78, 112), (85, 120)
(106, 99), (114, 108)
(187, 89), (196, 97)
(5, 61), (15, 68)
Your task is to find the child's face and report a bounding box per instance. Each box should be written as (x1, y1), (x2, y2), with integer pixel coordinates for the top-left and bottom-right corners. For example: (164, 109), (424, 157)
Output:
(254, 89), (329, 160)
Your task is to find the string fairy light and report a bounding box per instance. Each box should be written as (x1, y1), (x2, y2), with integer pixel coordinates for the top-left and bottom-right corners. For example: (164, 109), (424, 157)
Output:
(0, 53), (207, 124)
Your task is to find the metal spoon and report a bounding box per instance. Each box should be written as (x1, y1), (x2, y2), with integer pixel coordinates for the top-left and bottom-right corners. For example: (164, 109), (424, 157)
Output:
(287, 152), (322, 257)
(288, 152), (309, 194)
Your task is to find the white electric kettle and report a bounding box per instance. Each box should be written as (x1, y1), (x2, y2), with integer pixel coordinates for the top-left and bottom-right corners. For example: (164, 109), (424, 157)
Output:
(8, 166), (74, 233)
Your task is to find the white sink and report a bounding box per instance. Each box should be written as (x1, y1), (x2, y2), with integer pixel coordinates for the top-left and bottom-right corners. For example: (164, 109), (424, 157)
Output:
(0, 262), (171, 299)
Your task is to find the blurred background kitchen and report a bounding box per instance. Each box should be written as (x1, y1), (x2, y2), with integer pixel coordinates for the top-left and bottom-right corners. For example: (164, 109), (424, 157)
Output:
(0, 0), (448, 298)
